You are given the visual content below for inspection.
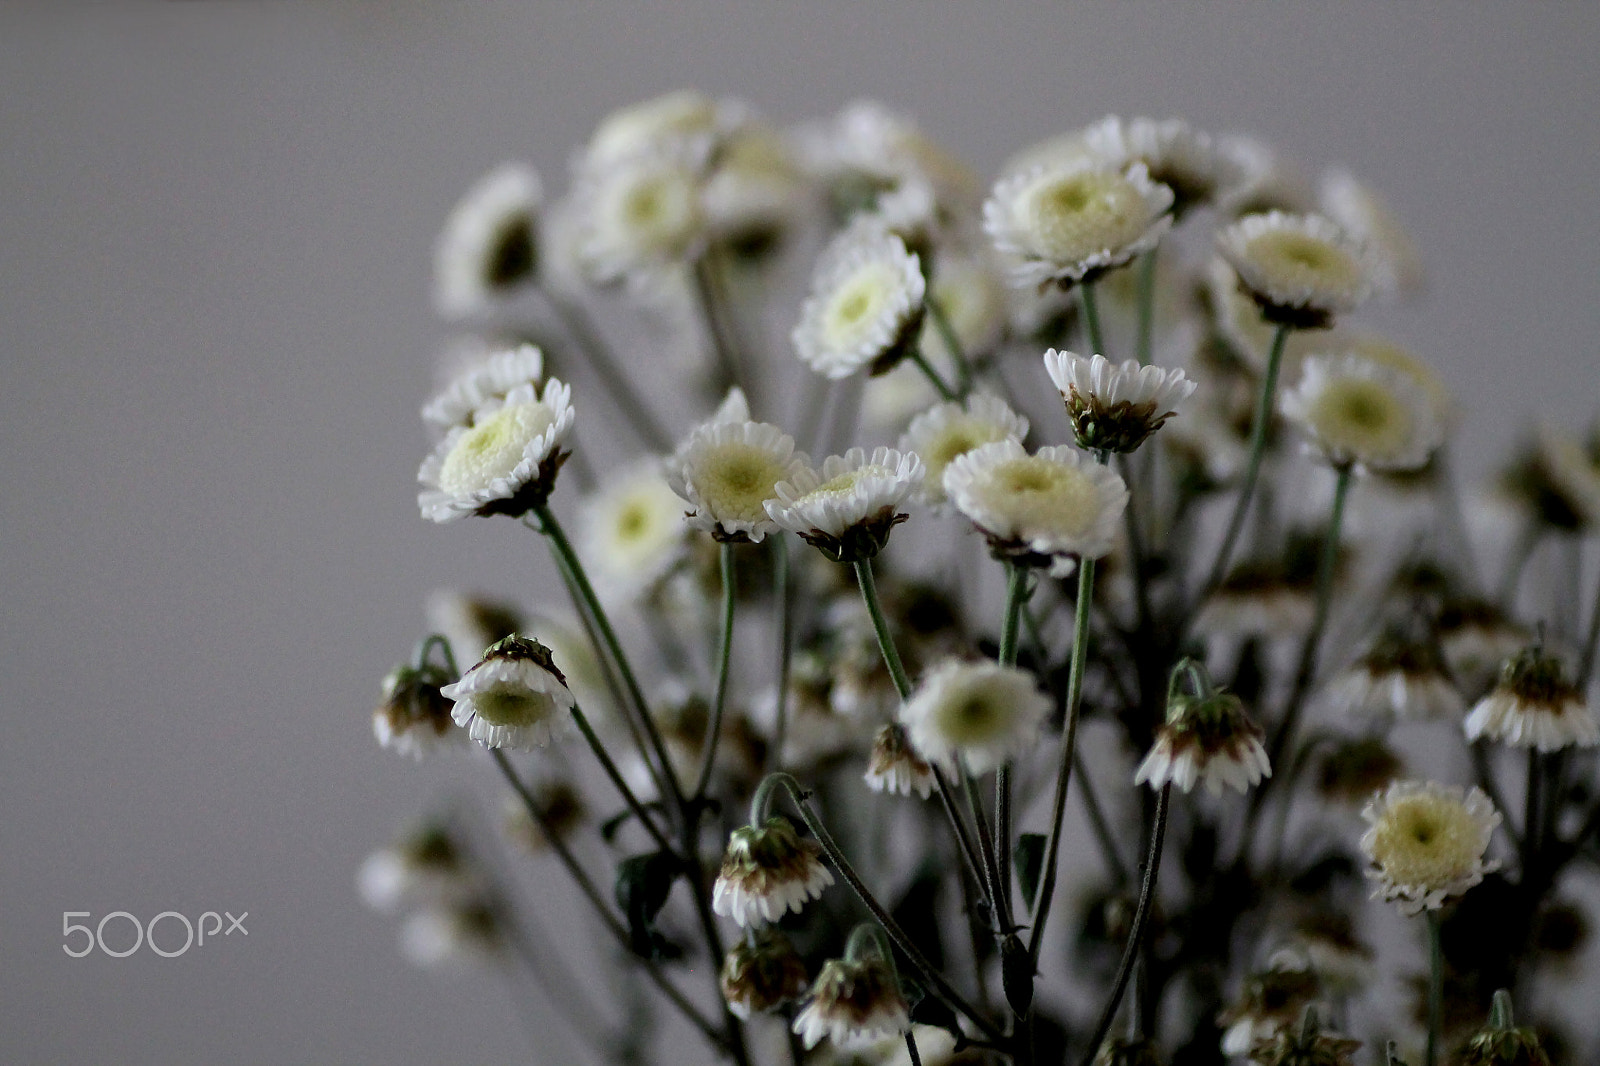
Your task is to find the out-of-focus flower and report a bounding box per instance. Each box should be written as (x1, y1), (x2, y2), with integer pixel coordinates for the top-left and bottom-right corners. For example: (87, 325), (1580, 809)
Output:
(792, 221), (926, 379)
(1318, 167), (1424, 298)
(899, 393), (1029, 507)
(720, 930), (810, 1019)
(358, 823), (474, 914)
(1083, 114), (1239, 219)
(1279, 353), (1444, 473)
(422, 344), (545, 433)
(792, 953), (911, 1051)
(900, 659), (1049, 775)
(1319, 627), (1465, 724)
(579, 462), (690, 602)
(373, 662), (461, 758)
(434, 163), (542, 320)
(863, 723), (935, 798)
(1464, 647), (1597, 752)
(1216, 212), (1373, 329)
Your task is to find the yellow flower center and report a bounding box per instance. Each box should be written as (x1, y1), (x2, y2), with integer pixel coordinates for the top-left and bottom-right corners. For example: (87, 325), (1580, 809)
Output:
(1367, 793), (1484, 888)
(1022, 169), (1151, 262)
(474, 685), (555, 728)
(608, 167), (699, 255)
(821, 264), (898, 350)
(1246, 230), (1364, 295)
(698, 443), (790, 524)
(439, 403), (554, 495)
(1307, 377), (1411, 461)
(934, 686), (1010, 745)
(987, 457), (1098, 535)
(805, 465), (891, 502)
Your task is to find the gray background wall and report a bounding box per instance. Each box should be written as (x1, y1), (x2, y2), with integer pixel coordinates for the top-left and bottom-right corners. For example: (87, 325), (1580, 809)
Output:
(2, 4), (1597, 1063)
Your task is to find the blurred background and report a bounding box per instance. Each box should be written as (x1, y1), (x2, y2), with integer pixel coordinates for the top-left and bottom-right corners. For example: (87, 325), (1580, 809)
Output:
(2, 3), (1597, 1062)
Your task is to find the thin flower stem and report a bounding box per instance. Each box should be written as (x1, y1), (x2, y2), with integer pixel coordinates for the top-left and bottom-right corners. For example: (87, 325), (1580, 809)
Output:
(694, 542), (738, 799)
(538, 284), (675, 453)
(1201, 322), (1292, 597)
(994, 562), (1028, 933)
(927, 295), (976, 395)
(415, 633), (458, 676)
(909, 348), (959, 402)
(1029, 556), (1097, 966)
(999, 562), (1027, 668)
(1079, 281), (1107, 356)
(694, 255), (745, 403)
(762, 772), (1007, 1043)
(489, 750), (727, 1052)
(1580, 561), (1600, 687)
(569, 700), (677, 856)
(905, 1031), (924, 1066)
(1134, 248), (1158, 366)
(771, 536), (794, 771)
(962, 765), (1012, 934)
(534, 503), (688, 810)
(1425, 910), (1443, 1066)
(1076, 783), (1172, 1066)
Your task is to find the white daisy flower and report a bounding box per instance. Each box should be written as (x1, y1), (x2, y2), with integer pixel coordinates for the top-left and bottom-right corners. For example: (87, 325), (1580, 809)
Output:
(433, 163), (542, 321)
(944, 439), (1128, 577)
(720, 931), (810, 1020)
(1279, 353), (1445, 473)
(792, 955), (911, 1051)
(399, 901), (502, 970)
(372, 663), (463, 758)
(712, 816), (835, 927)
(919, 253), (1008, 364)
(863, 723), (935, 798)
(441, 636), (576, 751)
(417, 378), (575, 522)
(983, 159), (1173, 290)
(421, 343), (545, 432)
(1214, 134), (1315, 218)
(1205, 256), (1340, 377)
(1216, 211), (1374, 328)
(792, 222), (927, 380)
(1043, 348), (1196, 454)
(1319, 167), (1424, 298)
(1081, 114), (1238, 218)
(1319, 629), (1465, 724)
(578, 463), (690, 602)
(765, 446), (924, 562)
(900, 659), (1049, 775)
(666, 418), (808, 543)
(794, 99), (979, 224)
(1464, 648), (1597, 752)
(575, 145), (707, 287)
(1359, 779), (1501, 916)
(702, 123), (805, 254)
(358, 825), (473, 915)
(583, 89), (749, 170)
(899, 393), (1029, 507)
(1134, 688), (1271, 796)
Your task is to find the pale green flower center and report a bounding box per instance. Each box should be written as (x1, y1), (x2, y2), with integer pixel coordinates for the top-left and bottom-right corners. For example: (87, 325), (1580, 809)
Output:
(1246, 231), (1363, 294)
(927, 425), (984, 471)
(933, 685), (1011, 745)
(1022, 170), (1151, 262)
(821, 264), (899, 350)
(474, 685), (555, 728)
(1307, 377), (1410, 460)
(805, 465), (892, 502)
(1367, 794), (1483, 887)
(987, 456), (1098, 535)
(609, 168), (699, 253)
(698, 443), (790, 523)
(439, 403), (554, 495)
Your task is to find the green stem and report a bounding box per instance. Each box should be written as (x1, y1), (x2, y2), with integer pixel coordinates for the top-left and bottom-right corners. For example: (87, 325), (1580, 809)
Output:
(1201, 322), (1292, 596)
(999, 563), (1027, 668)
(415, 633), (458, 677)
(1028, 557), (1097, 965)
(1134, 249), (1158, 366)
(569, 701), (677, 856)
(694, 542), (738, 799)
(927, 295), (975, 394)
(1425, 910), (1443, 1066)
(693, 255), (744, 404)
(771, 536), (794, 770)
(538, 284), (674, 453)
(962, 766), (1011, 934)
(1079, 281), (1106, 356)
(909, 348), (958, 402)
(994, 563), (1028, 932)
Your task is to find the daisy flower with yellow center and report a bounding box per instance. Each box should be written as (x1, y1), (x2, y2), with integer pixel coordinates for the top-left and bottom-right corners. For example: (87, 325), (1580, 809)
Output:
(984, 159), (1173, 290)
(441, 636), (576, 751)
(433, 162), (542, 320)
(1081, 114), (1238, 219)
(1279, 353), (1443, 473)
(792, 221), (926, 379)
(1216, 211), (1373, 328)
(417, 378), (574, 522)
(665, 418), (808, 543)
(578, 463), (690, 602)
(576, 145), (707, 286)
(899, 659), (1049, 775)
(898, 393), (1029, 507)
(1359, 779), (1500, 915)
(765, 446), (924, 562)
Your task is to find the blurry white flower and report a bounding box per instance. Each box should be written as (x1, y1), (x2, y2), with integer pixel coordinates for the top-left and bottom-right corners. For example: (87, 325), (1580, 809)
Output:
(792, 955), (910, 1051)
(792, 222), (926, 379)
(1359, 779), (1500, 915)
(1320, 631), (1465, 724)
(720, 931), (810, 1020)
(666, 418), (808, 543)
(920, 253), (1008, 363)
(583, 89), (748, 170)
(713, 816), (835, 927)
(1043, 349), (1196, 453)
(399, 902), (502, 970)
(358, 824), (473, 914)
(422, 343), (545, 432)
(1134, 688), (1271, 796)
(944, 439), (1127, 576)
(434, 163), (541, 320)
(579, 463), (690, 602)
(1082, 114), (1237, 218)
(373, 663), (463, 758)
(1279, 353), (1444, 473)
(899, 393), (1029, 507)
(766, 446), (924, 561)
(1319, 167), (1424, 297)
(441, 636), (576, 751)
(900, 659), (1049, 775)
(417, 378), (574, 521)
(863, 723), (935, 798)
(1536, 420), (1600, 531)
(1464, 647), (1597, 752)
(1216, 211), (1373, 328)
(576, 145), (707, 286)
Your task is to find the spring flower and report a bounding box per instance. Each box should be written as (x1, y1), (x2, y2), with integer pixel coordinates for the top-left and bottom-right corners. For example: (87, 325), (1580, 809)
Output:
(358, 824), (474, 914)
(765, 446), (924, 562)
(703, 122), (805, 255)
(1319, 628), (1465, 724)
(417, 378), (574, 521)
(1464, 647), (1597, 752)
(984, 158), (1173, 290)
(792, 222), (926, 379)
(441, 636), (575, 751)
(1043, 348), (1196, 453)
(1082, 114), (1237, 218)
(944, 439), (1128, 576)
(720, 930), (810, 1019)
(665, 418), (808, 543)
(1359, 780), (1501, 915)
(399, 901), (502, 969)
(575, 145), (707, 286)
(422, 344), (544, 432)
(864, 723), (935, 798)
(582, 89), (748, 170)
(578, 463), (690, 602)
(900, 659), (1049, 775)
(1318, 167), (1424, 298)
(792, 955), (911, 1051)
(712, 816), (835, 927)
(794, 99), (978, 227)
(433, 162), (542, 320)
(373, 662), (462, 758)
(1279, 353), (1444, 473)
(1135, 686), (1271, 795)
(1216, 211), (1373, 328)
(899, 393), (1029, 507)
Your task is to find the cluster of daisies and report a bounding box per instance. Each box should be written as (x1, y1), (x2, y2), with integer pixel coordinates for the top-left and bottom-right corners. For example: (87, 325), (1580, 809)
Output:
(365, 92), (1600, 1066)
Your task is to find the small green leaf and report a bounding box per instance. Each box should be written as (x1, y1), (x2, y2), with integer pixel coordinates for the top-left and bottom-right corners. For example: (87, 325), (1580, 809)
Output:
(614, 851), (681, 959)
(1016, 832), (1048, 909)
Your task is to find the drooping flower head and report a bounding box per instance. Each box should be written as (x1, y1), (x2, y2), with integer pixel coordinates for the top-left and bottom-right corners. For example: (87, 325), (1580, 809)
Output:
(720, 930), (810, 1020)
(900, 659), (1049, 775)
(793, 221), (927, 379)
(1319, 625), (1465, 724)
(666, 417), (808, 543)
(712, 816), (835, 927)
(944, 439), (1128, 576)
(441, 635), (576, 751)
(792, 938), (911, 1051)
(1135, 671), (1271, 796)
(1318, 167), (1424, 299)
(373, 661), (462, 758)
(358, 822), (475, 915)
(1217, 211), (1373, 328)
(417, 378), (574, 521)
(1279, 353), (1444, 473)
(984, 158), (1173, 290)
(899, 393), (1029, 507)
(863, 723), (935, 798)
(1464, 646), (1597, 752)
(1043, 348), (1196, 454)
(434, 163), (542, 320)
(765, 446), (924, 562)
(1359, 779), (1501, 915)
